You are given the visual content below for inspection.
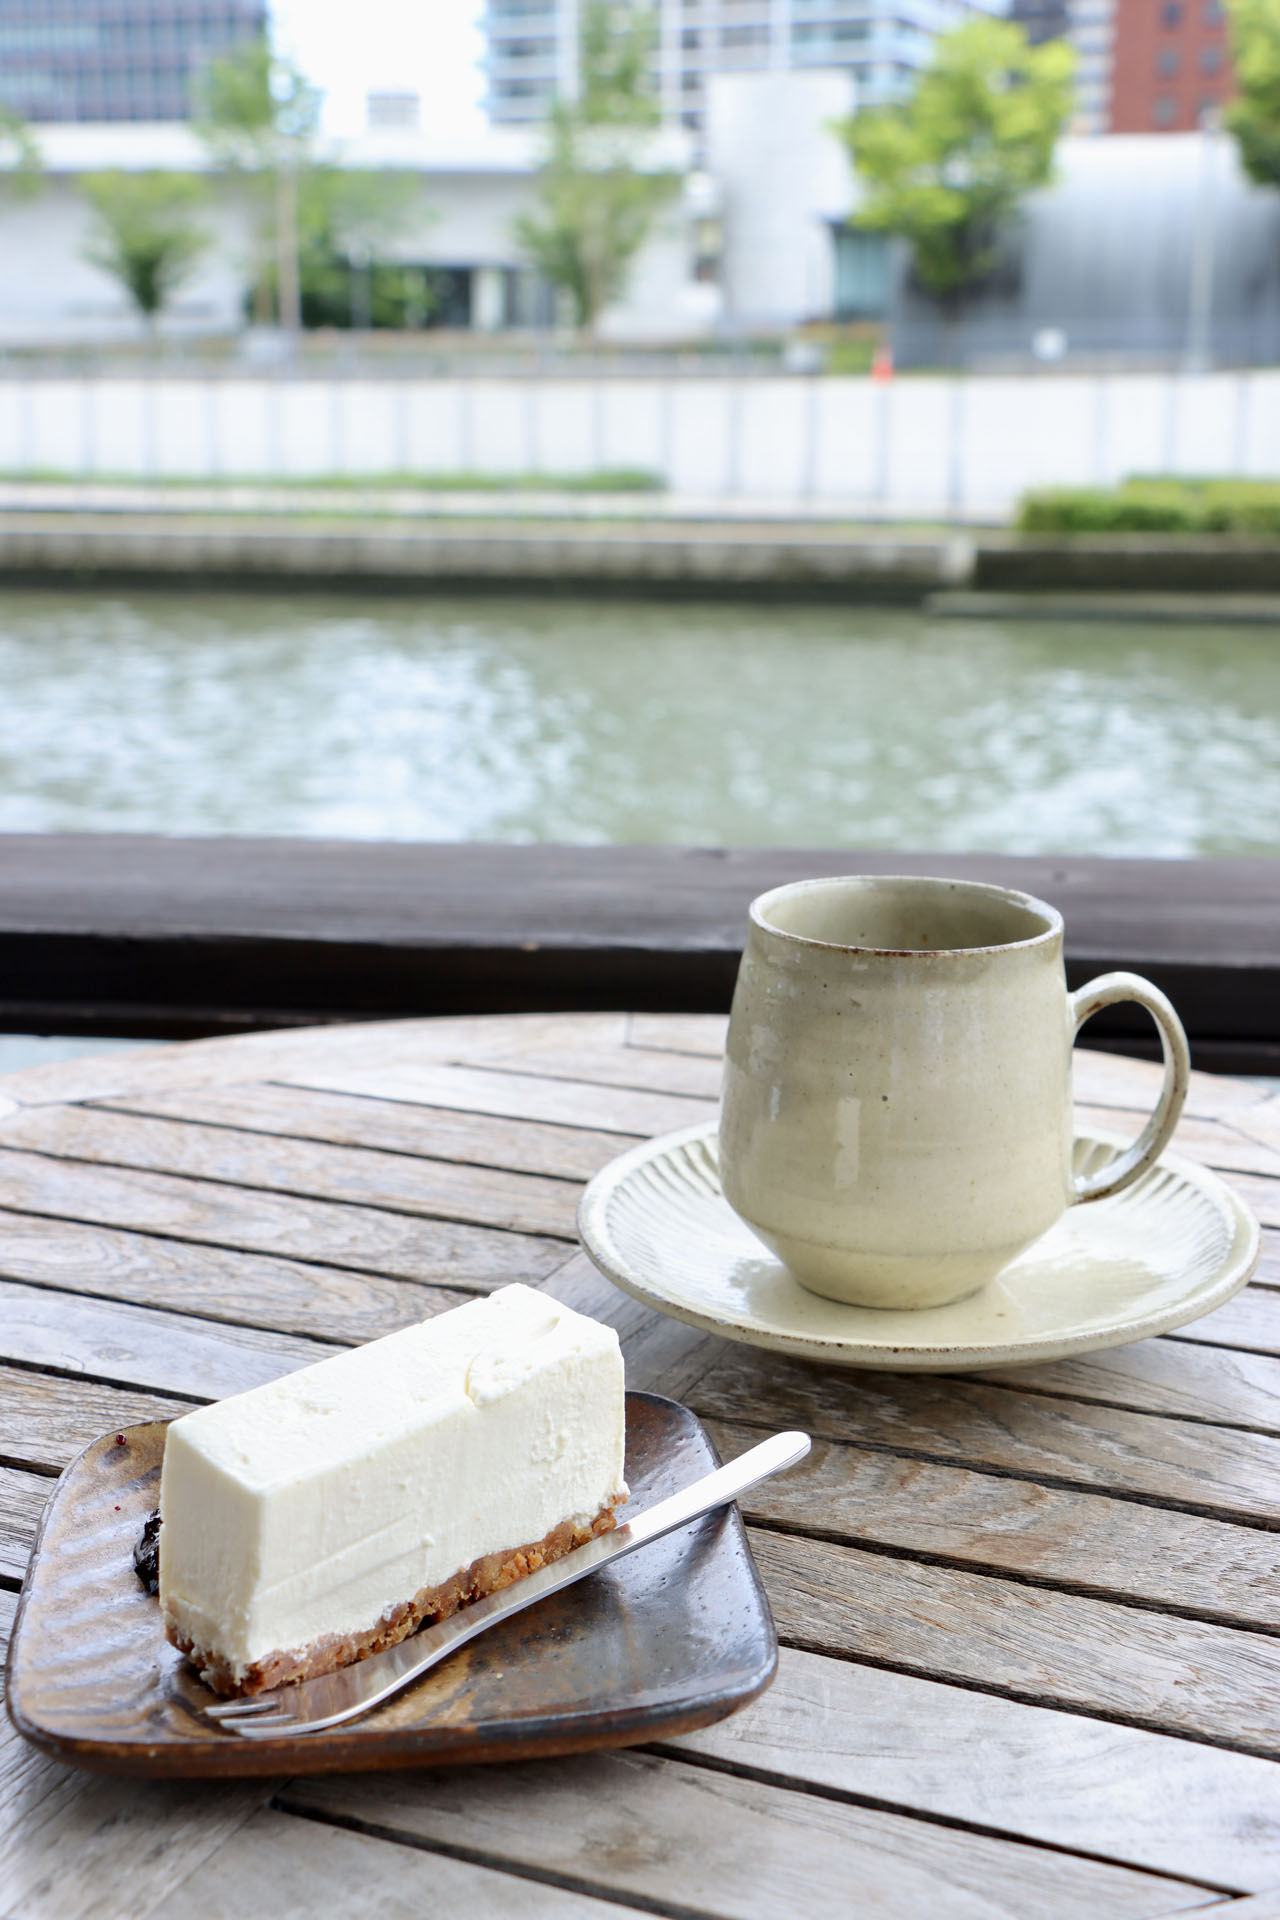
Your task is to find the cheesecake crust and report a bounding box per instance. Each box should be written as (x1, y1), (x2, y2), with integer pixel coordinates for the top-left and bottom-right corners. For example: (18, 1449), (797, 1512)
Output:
(169, 1499), (623, 1698)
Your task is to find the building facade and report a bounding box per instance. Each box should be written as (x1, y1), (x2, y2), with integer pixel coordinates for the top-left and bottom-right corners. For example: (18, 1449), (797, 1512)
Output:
(1108, 0), (1235, 131)
(0, 0), (266, 124)
(484, 0), (998, 135)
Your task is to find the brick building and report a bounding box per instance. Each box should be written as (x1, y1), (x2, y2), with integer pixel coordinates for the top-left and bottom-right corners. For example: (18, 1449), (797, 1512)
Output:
(1109, 0), (1234, 132)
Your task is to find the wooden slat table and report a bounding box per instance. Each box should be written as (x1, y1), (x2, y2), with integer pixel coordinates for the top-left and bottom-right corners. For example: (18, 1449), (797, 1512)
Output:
(2, 1012), (1280, 1920)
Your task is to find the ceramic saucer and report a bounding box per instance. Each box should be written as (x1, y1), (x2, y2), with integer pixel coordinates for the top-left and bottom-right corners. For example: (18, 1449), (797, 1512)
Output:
(578, 1122), (1260, 1371)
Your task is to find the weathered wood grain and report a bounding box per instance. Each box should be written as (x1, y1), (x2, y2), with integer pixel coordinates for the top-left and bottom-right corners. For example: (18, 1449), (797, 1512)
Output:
(1166, 1282), (1280, 1358)
(1071, 1050), (1276, 1119)
(751, 1527), (1280, 1752)
(0, 1208), (472, 1346)
(149, 1808), (650, 1920)
(0, 1010), (1274, 1920)
(282, 1749), (1218, 1920)
(96, 1081), (639, 1182)
(1076, 1103), (1280, 1181)
(669, 1645), (1280, 1892)
(689, 1350), (1280, 1524)
(0, 1014), (576, 1111)
(0, 1146), (565, 1287)
(0, 1365), (192, 1473)
(280, 1058), (717, 1137)
(0, 1106), (582, 1239)
(626, 1012), (728, 1056)
(1214, 1172), (1280, 1231)
(0, 1466), (52, 1582)
(0, 1279), (332, 1402)
(965, 1338), (1280, 1436)
(0, 1664), (275, 1920)
(705, 1418), (1280, 1627)
(463, 1035), (725, 1101)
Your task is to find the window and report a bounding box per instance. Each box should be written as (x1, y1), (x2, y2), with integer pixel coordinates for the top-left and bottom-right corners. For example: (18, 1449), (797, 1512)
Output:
(1162, 1), (1181, 22)
(833, 227), (890, 319)
(1204, 0), (1224, 19)
(1157, 46), (1178, 73)
(682, 27), (699, 45)
(1200, 42), (1222, 69)
(1153, 93), (1176, 123)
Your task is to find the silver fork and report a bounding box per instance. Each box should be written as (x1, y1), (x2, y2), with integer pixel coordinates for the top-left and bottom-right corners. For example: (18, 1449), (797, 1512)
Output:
(201, 1427), (810, 1738)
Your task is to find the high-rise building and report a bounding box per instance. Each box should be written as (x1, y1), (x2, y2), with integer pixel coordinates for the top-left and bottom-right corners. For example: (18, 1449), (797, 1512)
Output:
(0, 0), (268, 124)
(1108, 0), (1234, 131)
(1009, 0), (1071, 44)
(1069, 0), (1115, 131)
(484, 0), (1000, 135)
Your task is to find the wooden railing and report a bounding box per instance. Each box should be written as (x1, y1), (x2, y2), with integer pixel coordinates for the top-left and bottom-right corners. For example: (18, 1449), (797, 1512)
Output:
(0, 837), (1275, 1073)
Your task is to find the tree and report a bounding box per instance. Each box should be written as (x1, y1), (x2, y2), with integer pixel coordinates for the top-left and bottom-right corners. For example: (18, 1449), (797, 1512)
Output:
(839, 18), (1074, 312)
(290, 167), (432, 329)
(0, 105), (41, 196)
(1226, 0), (1280, 191)
(514, 0), (681, 329)
(195, 35), (321, 330)
(80, 172), (210, 327)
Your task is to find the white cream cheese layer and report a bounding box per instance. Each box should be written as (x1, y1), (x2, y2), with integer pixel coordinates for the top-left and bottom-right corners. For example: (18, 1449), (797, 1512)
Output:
(158, 1284), (627, 1677)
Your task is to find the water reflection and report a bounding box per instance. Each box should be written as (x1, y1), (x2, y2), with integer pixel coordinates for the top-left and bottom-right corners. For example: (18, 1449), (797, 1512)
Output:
(0, 589), (1276, 853)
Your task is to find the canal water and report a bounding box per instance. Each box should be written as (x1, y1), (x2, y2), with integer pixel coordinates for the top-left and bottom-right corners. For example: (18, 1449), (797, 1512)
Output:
(1, 588), (1276, 855)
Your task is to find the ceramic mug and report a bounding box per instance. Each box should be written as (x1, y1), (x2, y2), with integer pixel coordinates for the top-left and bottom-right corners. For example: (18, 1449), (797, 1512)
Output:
(719, 875), (1191, 1310)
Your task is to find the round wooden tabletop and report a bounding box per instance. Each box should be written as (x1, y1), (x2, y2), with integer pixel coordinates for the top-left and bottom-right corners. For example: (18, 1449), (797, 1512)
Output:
(2, 1012), (1280, 1918)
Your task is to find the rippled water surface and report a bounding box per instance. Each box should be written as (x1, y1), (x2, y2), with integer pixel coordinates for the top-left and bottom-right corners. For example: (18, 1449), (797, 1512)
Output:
(1, 589), (1276, 854)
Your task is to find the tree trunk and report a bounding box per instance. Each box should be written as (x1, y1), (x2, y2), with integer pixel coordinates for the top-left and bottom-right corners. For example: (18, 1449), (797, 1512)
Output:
(275, 164), (301, 336)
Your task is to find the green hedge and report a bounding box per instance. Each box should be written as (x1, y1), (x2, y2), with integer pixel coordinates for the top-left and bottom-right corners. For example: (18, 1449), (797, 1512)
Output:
(1016, 478), (1280, 537)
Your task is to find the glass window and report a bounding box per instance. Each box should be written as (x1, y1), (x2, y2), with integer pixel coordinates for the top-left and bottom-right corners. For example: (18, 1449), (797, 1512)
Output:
(1157, 46), (1178, 73)
(1162, 1), (1181, 22)
(1200, 42), (1222, 69)
(833, 227), (891, 318)
(1153, 93), (1176, 123)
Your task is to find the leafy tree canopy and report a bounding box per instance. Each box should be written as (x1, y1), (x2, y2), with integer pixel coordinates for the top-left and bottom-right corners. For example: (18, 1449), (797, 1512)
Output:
(81, 172), (210, 321)
(514, 0), (681, 328)
(194, 35), (321, 171)
(1226, 0), (1280, 190)
(839, 17), (1075, 301)
(249, 166), (431, 327)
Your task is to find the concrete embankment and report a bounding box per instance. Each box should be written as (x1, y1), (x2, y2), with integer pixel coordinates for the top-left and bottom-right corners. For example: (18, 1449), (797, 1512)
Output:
(0, 515), (972, 602)
(1, 513), (1278, 606)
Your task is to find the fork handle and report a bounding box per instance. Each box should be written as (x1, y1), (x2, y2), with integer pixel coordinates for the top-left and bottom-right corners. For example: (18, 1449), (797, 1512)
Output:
(218, 1427), (811, 1737)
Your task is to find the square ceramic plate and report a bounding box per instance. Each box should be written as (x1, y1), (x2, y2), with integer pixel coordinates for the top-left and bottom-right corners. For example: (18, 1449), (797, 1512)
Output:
(6, 1391), (776, 1778)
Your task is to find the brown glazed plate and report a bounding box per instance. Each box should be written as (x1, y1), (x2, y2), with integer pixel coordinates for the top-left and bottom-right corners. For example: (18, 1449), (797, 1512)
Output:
(6, 1391), (777, 1778)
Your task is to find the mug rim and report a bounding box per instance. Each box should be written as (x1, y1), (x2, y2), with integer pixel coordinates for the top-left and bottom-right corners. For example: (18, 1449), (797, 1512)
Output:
(748, 874), (1064, 958)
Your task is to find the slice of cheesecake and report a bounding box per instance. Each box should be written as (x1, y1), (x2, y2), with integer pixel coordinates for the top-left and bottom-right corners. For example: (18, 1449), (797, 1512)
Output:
(158, 1284), (627, 1696)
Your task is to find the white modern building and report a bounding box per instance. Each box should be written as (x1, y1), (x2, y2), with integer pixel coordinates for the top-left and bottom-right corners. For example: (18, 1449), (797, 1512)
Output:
(0, 75), (851, 346)
(1, 74), (1276, 362)
(484, 0), (1000, 136)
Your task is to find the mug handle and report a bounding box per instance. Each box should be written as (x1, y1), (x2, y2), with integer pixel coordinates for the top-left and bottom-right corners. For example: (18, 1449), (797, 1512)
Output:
(1070, 972), (1191, 1204)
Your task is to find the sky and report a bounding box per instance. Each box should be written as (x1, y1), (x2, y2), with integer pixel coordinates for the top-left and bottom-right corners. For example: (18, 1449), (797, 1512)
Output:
(269, 0), (487, 139)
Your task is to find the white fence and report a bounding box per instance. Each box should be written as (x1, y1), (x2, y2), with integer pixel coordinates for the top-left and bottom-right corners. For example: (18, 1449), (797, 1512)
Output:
(0, 370), (1276, 518)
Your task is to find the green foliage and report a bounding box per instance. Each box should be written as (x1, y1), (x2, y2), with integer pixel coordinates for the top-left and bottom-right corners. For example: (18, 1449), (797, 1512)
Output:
(250, 167), (430, 328)
(514, 0), (681, 328)
(1017, 478), (1280, 535)
(80, 172), (210, 321)
(839, 18), (1074, 301)
(0, 105), (41, 196)
(195, 34), (322, 327)
(1226, 0), (1280, 189)
(194, 35), (321, 171)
